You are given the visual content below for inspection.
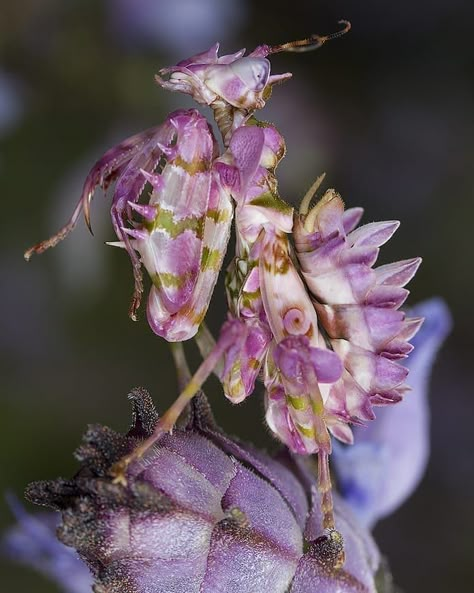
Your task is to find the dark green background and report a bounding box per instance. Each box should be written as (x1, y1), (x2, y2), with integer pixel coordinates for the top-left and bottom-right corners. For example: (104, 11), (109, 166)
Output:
(1, 1), (473, 591)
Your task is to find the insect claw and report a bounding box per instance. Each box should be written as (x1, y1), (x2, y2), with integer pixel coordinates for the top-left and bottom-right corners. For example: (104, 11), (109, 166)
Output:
(83, 196), (94, 236)
(129, 300), (139, 321)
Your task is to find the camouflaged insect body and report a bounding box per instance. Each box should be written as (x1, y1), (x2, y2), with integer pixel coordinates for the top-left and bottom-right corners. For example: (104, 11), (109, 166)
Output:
(213, 123), (349, 458)
(293, 191), (422, 443)
(25, 108), (233, 342)
(24, 28), (424, 553)
(129, 109), (233, 341)
(155, 43), (292, 143)
(25, 41), (295, 340)
(215, 122), (295, 404)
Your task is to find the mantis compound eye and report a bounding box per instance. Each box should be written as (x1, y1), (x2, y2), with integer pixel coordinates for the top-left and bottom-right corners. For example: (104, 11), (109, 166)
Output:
(204, 57), (271, 109)
(229, 57), (270, 93)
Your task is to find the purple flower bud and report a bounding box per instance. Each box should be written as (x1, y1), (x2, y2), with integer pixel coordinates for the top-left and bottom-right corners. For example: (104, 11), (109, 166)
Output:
(25, 389), (382, 593)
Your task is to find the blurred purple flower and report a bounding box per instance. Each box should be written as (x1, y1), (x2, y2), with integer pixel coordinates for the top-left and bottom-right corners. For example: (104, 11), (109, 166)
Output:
(23, 388), (382, 592)
(0, 71), (24, 138)
(3, 494), (93, 593)
(108, 0), (246, 55)
(332, 298), (452, 528)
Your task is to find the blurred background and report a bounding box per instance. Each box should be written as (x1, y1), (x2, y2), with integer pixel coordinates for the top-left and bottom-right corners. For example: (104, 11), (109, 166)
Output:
(1, 1), (473, 591)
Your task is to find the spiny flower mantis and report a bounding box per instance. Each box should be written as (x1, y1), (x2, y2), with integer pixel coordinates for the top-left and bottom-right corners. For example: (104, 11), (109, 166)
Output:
(25, 21), (423, 564)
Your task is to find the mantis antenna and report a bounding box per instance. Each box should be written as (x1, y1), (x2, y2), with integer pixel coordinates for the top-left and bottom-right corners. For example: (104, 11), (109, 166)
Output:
(269, 20), (351, 54)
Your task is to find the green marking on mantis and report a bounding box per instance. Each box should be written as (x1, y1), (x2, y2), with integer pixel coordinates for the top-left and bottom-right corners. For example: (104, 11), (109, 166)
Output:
(287, 394), (308, 411)
(201, 246), (222, 271)
(152, 272), (191, 289)
(311, 398), (325, 416)
(249, 192), (293, 214)
(296, 424), (316, 438)
(241, 288), (260, 300)
(241, 292), (261, 311)
(262, 257), (290, 275)
(207, 208), (231, 224)
(174, 155), (210, 175)
(147, 208), (204, 239)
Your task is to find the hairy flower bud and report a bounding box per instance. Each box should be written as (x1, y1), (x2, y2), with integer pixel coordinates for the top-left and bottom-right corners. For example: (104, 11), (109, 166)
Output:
(25, 389), (381, 593)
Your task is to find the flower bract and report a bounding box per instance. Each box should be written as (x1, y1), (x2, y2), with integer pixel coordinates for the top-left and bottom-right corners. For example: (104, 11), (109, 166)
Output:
(25, 389), (381, 593)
